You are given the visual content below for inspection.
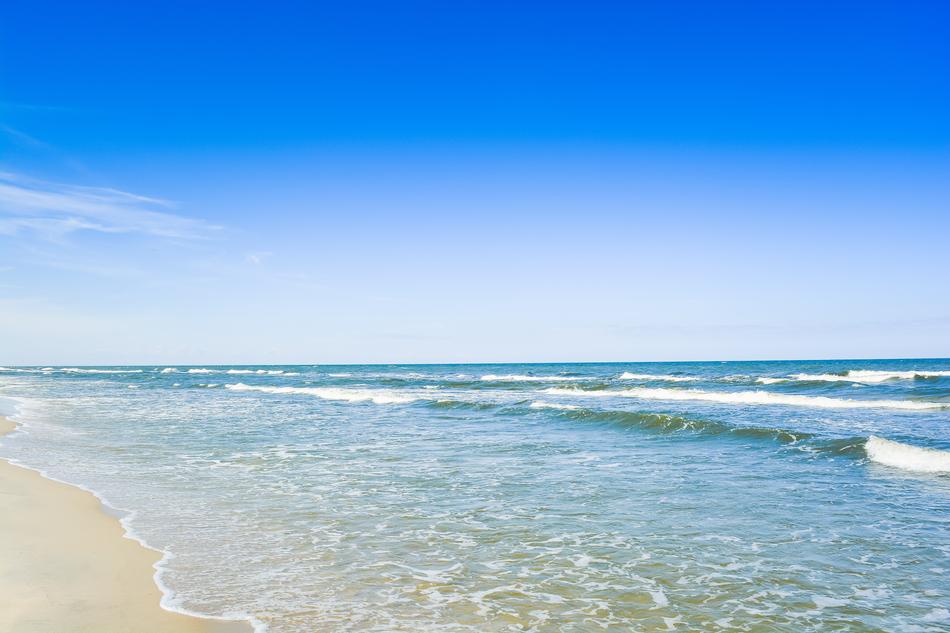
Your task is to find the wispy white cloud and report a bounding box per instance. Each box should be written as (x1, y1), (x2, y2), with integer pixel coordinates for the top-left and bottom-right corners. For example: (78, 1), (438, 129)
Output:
(245, 251), (272, 265)
(1, 124), (53, 150)
(0, 172), (219, 240)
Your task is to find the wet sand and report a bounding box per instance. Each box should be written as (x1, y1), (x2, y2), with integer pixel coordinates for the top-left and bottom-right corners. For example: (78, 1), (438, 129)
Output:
(0, 416), (252, 633)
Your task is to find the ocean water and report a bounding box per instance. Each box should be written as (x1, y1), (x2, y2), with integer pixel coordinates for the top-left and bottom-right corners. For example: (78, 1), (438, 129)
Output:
(1, 360), (949, 632)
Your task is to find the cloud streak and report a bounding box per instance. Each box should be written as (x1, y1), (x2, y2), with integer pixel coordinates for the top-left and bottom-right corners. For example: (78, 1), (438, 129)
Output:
(0, 172), (218, 239)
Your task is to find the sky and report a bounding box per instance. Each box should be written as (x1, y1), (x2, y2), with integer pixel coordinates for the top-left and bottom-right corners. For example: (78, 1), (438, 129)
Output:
(1, 0), (949, 364)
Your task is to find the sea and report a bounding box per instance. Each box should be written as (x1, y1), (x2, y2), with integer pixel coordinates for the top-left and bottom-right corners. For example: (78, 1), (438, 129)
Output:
(1, 359), (949, 632)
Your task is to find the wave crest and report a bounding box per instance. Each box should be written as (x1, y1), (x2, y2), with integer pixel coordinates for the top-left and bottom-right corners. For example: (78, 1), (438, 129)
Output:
(865, 436), (950, 473)
(61, 368), (144, 374)
(619, 373), (698, 382)
(225, 383), (419, 405)
(788, 370), (950, 383)
(480, 374), (584, 382)
(543, 387), (947, 410)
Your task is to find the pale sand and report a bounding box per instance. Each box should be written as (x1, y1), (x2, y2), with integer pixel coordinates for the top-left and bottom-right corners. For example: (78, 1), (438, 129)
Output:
(0, 417), (252, 633)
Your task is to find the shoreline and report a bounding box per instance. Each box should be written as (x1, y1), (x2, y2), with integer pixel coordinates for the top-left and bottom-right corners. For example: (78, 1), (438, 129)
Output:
(0, 416), (255, 633)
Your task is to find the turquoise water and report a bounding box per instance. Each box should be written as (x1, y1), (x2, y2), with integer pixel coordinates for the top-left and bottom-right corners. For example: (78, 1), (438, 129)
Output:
(1, 360), (949, 632)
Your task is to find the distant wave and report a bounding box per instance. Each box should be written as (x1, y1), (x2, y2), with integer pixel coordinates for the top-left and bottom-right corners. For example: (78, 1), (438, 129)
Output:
(619, 372), (698, 382)
(225, 383), (419, 405)
(543, 387), (947, 410)
(532, 403), (816, 444)
(1, 367), (145, 374)
(160, 368), (178, 373)
(179, 368), (297, 376)
(60, 368), (144, 374)
(528, 401), (950, 471)
(865, 436), (950, 473)
(781, 370), (950, 384)
(2, 367), (145, 374)
(848, 369), (950, 382)
(480, 374), (584, 382)
(529, 401), (581, 411)
(428, 399), (499, 411)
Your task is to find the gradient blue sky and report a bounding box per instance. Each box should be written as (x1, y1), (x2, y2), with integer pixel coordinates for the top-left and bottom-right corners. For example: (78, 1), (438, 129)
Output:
(1, 0), (948, 364)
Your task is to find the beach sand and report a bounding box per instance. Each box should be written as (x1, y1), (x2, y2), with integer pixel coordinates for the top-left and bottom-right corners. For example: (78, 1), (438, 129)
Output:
(0, 416), (251, 633)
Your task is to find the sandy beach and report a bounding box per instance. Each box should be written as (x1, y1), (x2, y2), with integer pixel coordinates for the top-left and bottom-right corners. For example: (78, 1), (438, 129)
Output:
(0, 416), (251, 633)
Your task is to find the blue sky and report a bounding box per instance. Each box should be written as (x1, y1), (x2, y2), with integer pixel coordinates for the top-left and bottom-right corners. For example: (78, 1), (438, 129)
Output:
(1, 0), (948, 364)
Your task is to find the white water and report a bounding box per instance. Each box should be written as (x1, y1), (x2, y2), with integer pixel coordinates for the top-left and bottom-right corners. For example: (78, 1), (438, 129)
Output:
(480, 374), (583, 382)
(865, 436), (950, 473)
(225, 383), (421, 404)
(544, 387), (948, 410)
(619, 372), (698, 382)
(790, 370), (950, 383)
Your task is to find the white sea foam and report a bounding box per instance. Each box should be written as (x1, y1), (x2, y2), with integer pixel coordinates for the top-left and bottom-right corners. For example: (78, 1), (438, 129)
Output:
(789, 370), (950, 383)
(530, 401), (581, 411)
(160, 368), (178, 373)
(187, 368), (213, 374)
(59, 367), (143, 374)
(619, 372), (698, 382)
(543, 387), (948, 410)
(225, 369), (287, 375)
(225, 383), (420, 405)
(480, 374), (584, 382)
(813, 595), (849, 609)
(60, 368), (145, 374)
(650, 588), (670, 607)
(756, 377), (789, 385)
(923, 608), (950, 622)
(865, 436), (950, 473)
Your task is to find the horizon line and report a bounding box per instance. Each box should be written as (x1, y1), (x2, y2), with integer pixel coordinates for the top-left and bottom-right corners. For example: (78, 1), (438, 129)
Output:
(4, 356), (950, 367)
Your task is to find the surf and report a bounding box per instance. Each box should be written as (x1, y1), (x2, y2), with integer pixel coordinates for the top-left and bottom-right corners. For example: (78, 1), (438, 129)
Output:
(618, 372), (699, 382)
(865, 436), (950, 473)
(225, 382), (421, 405)
(543, 387), (948, 410)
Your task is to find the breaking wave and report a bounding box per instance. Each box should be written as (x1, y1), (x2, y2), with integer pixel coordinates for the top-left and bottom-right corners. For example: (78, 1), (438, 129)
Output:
(60, 368), (145, 374)
(865, 436), (950, 473)
(529, 401), (581, 411)
(480, 374), (584, 382)
(225, 383), (420, 405)
(786, 370), (950, 383)
(535, 404), (817, 444)
(619, 373), (699, 382)
(528, 402), (949, 472)
(543, 387), (948, 410)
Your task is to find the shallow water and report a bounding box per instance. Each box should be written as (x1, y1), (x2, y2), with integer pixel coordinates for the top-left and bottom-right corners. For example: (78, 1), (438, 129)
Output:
(1, 360), (949, 632)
